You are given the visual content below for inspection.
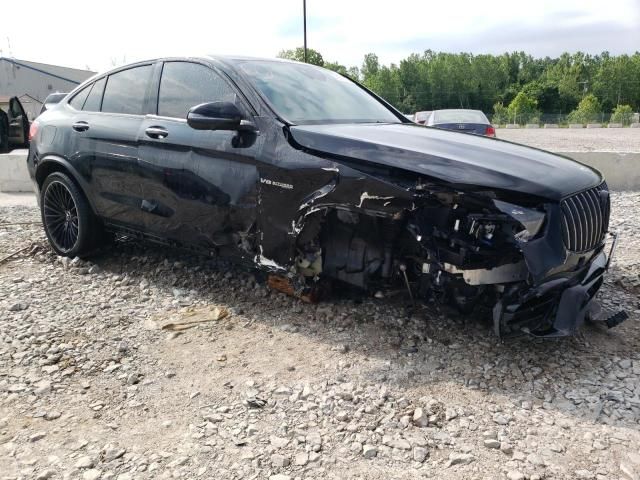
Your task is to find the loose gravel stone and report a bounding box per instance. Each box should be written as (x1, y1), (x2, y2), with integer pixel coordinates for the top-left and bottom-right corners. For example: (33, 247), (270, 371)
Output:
(363, 444), (378, 459)
(294, 452), (308, 466)
(35, 470), (55, 480)
(413, 446), (428, 463)
(447, 452), (475, 466)
(484, 439), (501, 449)
(506, 471), (526, 480)
(29, 432), (46, 442)
(0, 197), (639, 480)
(75, 456), (95, 469)
(271, 454), (290, 467)
(44, 411), (61, 421)
(83, 470), (102, 480)
(413, 407), (429, 427)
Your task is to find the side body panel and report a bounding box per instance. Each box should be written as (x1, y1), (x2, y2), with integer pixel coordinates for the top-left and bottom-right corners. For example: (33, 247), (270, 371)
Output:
(137, 116), (262, 248)
(70, 109), (145, 227)
(253, 121), (414, 268)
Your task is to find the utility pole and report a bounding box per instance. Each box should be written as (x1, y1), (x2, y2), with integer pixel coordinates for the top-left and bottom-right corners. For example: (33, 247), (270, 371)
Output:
(303, 0), (308, 63)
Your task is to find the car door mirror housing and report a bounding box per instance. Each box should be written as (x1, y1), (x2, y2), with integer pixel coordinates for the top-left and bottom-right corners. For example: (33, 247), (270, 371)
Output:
(187, 102), (243, 131)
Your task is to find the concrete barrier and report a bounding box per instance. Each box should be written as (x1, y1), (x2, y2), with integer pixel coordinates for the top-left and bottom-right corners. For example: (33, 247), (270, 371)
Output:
(563, 152), (640, 191)
(586, 123), (602, 129)
(525, 124), (540, 129)
(607, 123), (623, 128)
(569, 124), (584, 129)
(0, 150), (32, 193)
(544, 124), (559, 128)
(631, 123), (640, 128)
(2, 150), (639, 195)
(505, 124), (520, 129)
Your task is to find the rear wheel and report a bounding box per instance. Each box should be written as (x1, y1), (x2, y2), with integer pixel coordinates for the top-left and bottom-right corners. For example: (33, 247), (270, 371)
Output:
(40, 172), (101, 257)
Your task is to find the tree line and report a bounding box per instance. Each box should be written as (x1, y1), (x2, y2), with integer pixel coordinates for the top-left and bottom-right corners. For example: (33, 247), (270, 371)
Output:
(278, 48), (640, 124)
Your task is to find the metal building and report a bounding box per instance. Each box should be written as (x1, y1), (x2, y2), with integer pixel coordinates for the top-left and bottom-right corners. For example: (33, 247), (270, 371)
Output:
(0, 57), (95, 119)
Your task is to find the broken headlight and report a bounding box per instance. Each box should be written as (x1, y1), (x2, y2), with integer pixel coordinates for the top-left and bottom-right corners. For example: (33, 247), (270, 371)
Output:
(493, 200), (546, 242)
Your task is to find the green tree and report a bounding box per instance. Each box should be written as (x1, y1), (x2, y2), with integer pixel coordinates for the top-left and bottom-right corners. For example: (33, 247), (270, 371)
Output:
(275, 48), (640, 115)
(593, 54), (636, 111)
(361, 53), (380, 82)
(507, 91), (540, 124)
(610, 104), (634, 125)
(492, 102), (509, 125)
(568, 94), (602, 124)
(346, 66), (360, 81)
(520, 80), (561, 112)
(277, 47), (324, 66)
(324, 61), (348, 76)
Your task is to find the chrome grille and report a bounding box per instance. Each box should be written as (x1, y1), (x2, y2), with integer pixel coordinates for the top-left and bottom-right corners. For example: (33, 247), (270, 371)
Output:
(560, 182), (610, 252)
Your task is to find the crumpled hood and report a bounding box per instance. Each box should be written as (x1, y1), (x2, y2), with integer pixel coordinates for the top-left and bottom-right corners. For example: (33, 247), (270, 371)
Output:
(289, 123), (603, 201)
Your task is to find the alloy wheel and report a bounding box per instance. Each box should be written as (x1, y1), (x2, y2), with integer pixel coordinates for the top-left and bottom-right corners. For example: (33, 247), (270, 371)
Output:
(43, 180), (80, 252)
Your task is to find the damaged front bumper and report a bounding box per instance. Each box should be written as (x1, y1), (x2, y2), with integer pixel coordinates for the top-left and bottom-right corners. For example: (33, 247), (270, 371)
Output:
(494, 234), (623, 338)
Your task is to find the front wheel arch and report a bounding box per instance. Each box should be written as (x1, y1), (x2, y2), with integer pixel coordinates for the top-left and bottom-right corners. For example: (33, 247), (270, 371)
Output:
(293, 207), (402, 289)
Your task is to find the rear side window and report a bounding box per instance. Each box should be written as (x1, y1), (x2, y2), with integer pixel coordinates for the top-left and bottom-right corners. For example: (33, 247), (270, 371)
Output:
(101, 65), (152, 115)
(158, 62), (236, 119)
(83, 78), (106, 112)
(69, 85), (91, 110)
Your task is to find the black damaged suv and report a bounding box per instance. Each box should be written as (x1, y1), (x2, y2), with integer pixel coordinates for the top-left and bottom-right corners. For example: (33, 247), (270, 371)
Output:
(28, 56), (617, 337)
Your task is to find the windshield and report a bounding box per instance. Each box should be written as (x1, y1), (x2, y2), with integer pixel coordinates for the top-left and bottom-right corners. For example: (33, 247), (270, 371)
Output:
(238, 60), (401, 125)
(432, 110), (489, 124)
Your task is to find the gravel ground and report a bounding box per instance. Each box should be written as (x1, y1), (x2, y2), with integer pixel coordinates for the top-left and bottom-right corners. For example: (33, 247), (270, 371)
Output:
(1, 194), (640, 480)
(495, 128), (640, 153)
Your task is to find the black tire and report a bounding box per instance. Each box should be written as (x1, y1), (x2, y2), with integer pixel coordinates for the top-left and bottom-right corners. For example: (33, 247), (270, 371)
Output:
(40, 172), (102, 257)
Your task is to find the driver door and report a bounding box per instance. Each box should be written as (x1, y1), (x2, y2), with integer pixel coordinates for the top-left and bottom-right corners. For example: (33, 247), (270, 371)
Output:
(137, 61), (261, 250)
(8, 97), (29, 148)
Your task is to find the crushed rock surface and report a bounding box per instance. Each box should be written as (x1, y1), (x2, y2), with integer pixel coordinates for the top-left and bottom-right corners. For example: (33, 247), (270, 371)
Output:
(1, 194), (639, 480)
(496, 128), (640, 152)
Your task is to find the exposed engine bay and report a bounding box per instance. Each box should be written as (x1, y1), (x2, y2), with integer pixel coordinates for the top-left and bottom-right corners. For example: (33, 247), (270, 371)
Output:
(290, 181), (622, 338)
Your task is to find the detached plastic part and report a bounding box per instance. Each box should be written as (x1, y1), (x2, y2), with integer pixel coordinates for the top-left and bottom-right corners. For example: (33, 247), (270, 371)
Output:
(586, 301), (629, 329)
(605, 311), (629, 329)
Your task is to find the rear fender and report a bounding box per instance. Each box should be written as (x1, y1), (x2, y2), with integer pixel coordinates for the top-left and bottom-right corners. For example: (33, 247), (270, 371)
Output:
(35, 156), (99, 214)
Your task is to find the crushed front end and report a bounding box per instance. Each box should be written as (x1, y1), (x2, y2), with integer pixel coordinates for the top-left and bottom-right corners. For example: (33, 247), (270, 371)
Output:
(287, 162), (622, 338)
(404, 181), (617, 337)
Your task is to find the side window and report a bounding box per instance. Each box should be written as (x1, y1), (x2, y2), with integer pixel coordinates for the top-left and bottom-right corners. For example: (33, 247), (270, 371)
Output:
(69, 85), (91, 110)
(158, 62), (237, 119)
(101, 65), (152, 115)
(83, 78), (106, 112)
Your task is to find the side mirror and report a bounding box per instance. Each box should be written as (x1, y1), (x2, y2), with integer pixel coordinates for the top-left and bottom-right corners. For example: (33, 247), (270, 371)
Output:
(187, 102), (242, 131)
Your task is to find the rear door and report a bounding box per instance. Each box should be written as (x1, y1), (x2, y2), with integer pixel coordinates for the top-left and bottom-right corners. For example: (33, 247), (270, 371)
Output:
(68, 64), (154, 228)
(137, 60), (260, 249)
(8, 97), (29, 147)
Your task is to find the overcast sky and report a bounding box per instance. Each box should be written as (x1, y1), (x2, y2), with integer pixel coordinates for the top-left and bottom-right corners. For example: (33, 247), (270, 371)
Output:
(2, 0), (639, 73)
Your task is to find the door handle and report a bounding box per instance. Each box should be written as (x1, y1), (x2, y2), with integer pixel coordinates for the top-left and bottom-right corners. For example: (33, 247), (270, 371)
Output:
(145, 126), (169, 139)
(72, 121), (89, 132)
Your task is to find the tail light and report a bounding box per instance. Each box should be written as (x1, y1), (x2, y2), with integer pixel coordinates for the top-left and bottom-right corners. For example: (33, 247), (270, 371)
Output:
(29, 121), (39, 141)
(485, 125), (496, 137)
